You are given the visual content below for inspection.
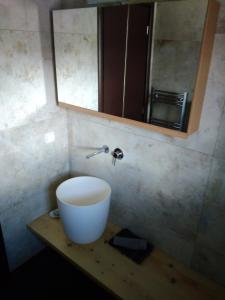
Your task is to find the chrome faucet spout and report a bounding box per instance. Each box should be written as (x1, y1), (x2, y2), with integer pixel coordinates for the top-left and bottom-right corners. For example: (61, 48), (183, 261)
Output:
(86, 145), (109, 159)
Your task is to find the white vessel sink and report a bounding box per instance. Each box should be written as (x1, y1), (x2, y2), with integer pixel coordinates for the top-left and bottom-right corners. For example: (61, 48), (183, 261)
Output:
(56, 176), (111, 244)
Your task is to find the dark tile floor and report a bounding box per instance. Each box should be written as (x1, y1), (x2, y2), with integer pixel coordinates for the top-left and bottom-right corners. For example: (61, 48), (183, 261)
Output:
(1, 248), (115, 298)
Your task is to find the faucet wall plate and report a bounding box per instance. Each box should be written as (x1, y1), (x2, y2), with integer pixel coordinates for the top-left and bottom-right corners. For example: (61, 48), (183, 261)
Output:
(112, 148), (124, 166)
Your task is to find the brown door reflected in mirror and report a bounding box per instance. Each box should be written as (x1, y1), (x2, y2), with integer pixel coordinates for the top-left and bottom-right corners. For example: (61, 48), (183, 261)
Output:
(99, 5), (128, 116)
(99, 4), (154, 122)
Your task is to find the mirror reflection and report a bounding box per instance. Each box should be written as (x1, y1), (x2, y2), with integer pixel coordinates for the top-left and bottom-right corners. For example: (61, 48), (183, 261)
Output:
(53, 0), (208, 132)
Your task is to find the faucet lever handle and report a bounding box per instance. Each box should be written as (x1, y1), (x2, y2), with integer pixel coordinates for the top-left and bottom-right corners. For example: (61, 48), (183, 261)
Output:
(112, 156), (116, 166)
(112, 148), (124, 166)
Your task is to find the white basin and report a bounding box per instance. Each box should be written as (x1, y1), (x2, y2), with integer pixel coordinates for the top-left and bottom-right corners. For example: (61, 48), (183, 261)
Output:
(56, 176), (111, 244)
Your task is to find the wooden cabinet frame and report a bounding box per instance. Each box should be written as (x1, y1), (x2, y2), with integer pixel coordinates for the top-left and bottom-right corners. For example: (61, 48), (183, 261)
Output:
(58, 0), (219, 139)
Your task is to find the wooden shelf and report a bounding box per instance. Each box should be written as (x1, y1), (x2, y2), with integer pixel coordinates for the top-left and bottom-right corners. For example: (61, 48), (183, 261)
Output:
(28, 214), (225, 300)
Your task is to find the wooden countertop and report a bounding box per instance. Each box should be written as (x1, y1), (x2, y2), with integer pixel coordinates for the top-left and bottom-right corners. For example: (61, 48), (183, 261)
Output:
(28, 214), (225, 300)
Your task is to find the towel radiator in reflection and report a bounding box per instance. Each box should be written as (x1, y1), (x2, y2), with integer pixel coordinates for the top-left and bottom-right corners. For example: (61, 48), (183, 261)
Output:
(149, 88), (188, 131)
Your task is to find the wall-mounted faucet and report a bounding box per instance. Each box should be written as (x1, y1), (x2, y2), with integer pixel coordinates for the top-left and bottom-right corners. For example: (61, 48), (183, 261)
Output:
(86, 145), (109, 159)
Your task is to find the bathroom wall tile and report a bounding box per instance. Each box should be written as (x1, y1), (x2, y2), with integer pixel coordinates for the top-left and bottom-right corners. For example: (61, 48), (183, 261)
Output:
(0, 189), (57, 270)
(191, 246), (225, 287)
(204, 158), (225, 208)
(217, 5), (225, 34)
(197, 159), (225, 257)
(0, 112), (69, 270)
(68, 114), (211, 242)
(214, 109), (225, 160)
(0, 0), (61, 32)
(197, 204), (225, 256)
(53, 6), (97, 34)
(155, 0), (207, 42)
(152, 40), (201, 96)
(28, 0), (62, 32)
(54, 32), (98, 110)
(110, 197), (195, 265)
(0, 0), (28, 31)
(208, 34), (225, 86)
(39, 31), (53, 61)
(0, 29), (59, 131)
(0, 112), (69, 213)
(126, 222), (194, 266)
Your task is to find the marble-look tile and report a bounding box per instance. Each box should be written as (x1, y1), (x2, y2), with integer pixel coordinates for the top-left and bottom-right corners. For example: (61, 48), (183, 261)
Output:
(0, 0), (29, 31)
(124, 221), (194, 266)
(197, 204), (225, 255)
(0, 113), (69, 270)
(0, 189), (56, 270)
(191, 246), (225, 287)
(204, 158), (225, 208)
(217, 5), (225, 34)
(155, 0), (207, 42)
(214, 109), (225, 160)
(68, 114), (211, 242)
(0, 112), (69, 213)
(110, 197), (194, 266)
(53, 7), (97, 34)
(67, 109), (173, 146)
(54, 32), (98, 110)
(0, 0), (61, 32)
(39, 31), (53, 61)
(30, 0), (62, 32)
(208, 34), (225, 86)
(152, 40), (201, 96)
(0, 29), (59, 131)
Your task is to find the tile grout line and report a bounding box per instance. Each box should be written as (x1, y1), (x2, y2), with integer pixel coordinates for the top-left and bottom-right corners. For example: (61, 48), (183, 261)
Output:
(0, 28), (51, 34)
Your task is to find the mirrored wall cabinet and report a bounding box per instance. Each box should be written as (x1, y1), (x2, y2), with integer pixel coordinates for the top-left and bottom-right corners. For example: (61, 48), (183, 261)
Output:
(52, 0), (219, 138)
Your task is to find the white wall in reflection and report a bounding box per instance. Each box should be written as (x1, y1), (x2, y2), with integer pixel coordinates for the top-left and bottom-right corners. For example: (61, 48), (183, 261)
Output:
(53, 8), (98, 111)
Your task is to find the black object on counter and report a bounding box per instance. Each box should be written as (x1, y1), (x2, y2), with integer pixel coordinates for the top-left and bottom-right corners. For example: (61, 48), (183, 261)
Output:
(108, 229), (154, 264)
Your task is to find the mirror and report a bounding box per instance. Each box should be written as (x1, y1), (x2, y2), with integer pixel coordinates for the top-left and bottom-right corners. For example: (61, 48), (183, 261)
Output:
(52, 0), (208, 132)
